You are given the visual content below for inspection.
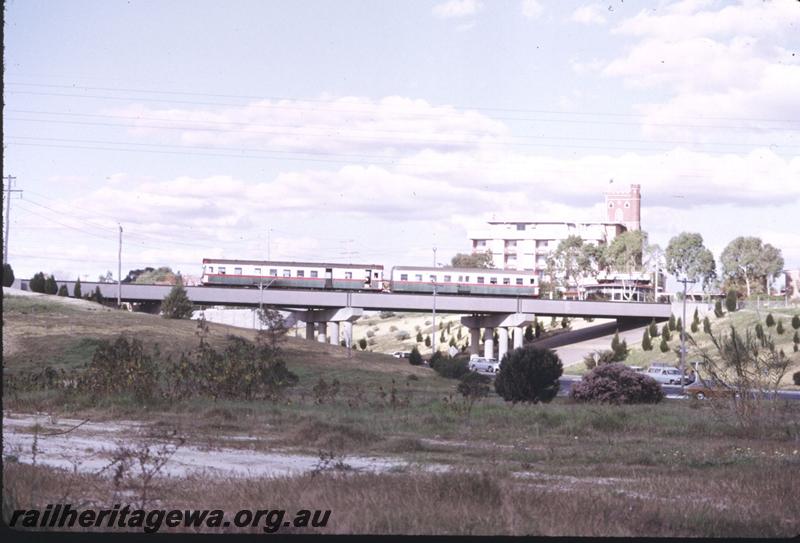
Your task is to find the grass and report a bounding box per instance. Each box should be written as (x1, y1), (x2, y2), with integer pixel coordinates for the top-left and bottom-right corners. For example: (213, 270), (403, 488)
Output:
(4, 292), (800, 536)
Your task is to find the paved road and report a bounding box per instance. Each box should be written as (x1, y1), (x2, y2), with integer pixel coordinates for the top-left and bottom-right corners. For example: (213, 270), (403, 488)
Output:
(530, 319), (653, 366)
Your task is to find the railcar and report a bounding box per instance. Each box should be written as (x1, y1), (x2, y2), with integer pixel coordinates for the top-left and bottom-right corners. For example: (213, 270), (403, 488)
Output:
(390, 266), (539, 296)
(201, 258), (385, 290)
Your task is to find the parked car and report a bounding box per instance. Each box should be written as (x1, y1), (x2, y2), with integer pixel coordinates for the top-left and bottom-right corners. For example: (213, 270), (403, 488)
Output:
(686, 377), (738, 400)
(468, 356), (500, 373)
(642, 365), (685, 385)
(392, 351), (411, 359)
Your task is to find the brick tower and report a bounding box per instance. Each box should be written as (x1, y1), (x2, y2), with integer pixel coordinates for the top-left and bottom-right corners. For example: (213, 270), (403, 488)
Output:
(605, 184), (641, 231)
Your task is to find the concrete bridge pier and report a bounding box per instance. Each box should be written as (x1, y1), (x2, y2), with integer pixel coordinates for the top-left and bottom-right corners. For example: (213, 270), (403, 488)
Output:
(290, 307), (364, 348)
(513, 325), (524, 349)
(469, 328), (480, 356)
(343, 321), (353, 348)
(328, 321), (340, 345)
(498, 327), (509, 361)
(317, 322), (328, 343)
(461, 313), (538, 360)
(306, 321), (315, 341)
(483, 327), (494, 359)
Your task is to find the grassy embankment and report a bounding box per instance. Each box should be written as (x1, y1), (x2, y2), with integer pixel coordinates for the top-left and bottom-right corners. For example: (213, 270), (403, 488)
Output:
(3, 293), (800, 536)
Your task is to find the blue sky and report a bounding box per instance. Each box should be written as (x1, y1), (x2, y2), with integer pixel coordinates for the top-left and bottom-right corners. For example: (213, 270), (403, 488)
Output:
(3, 0), (799, 293)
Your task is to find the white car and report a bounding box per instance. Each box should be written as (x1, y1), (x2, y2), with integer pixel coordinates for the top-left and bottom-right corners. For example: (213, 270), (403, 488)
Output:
(469, 357), (501, 373)
(642, 365), (685, 385)
(392, 351), (411, 359)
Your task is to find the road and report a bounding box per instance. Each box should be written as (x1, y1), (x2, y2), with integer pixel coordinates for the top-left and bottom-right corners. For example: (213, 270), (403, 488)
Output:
(531, 319), (653, 366)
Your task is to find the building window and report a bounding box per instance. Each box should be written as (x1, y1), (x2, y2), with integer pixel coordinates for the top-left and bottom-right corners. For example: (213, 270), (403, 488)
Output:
(283, 269), (291, 277)
(443, 275), (451, 282)
(516, 278), (523, 285)
(234, 267), (242, 275)
(503, 277), (510, 285)
(310, 270), (318, 278)
(475, 240), (486, 247)
(345, 272), (353, 279)
(477, 277), (485, 284)
(269, 269), (277, 276)
(254, 267), (261, 275)
(219, 267), (226, 274)
(400, 274), (408, 281)
(297, 270), (304, 277)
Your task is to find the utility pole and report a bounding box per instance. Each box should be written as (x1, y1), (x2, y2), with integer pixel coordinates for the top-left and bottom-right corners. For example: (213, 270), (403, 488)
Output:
(117, 224), (123, 307)
(3, 176), (22, 264)
(432, 247), (437, 356)
(678, 277), (696, 395)
(267, 227), (271, 261)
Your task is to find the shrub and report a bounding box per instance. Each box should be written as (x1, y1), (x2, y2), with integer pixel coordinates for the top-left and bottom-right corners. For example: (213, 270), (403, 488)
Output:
(44, 275), (58, 295)
(714, 300), (724, 318)
(494, 346), (562, 404)
(389, 325), (398, 332)
(792, 315), (800, 330)
(409, 347), (423, 366)
(725, 290), (738, 312)
(524, 325), (534, 342)
(29, 272), (46, 293)
(2, 263), (14, 287)
(766, 313), (775, 327)
(57, 284), (68, 296)
(161, 276), (193, 319)
(703, 316), (712, 334)
(379, 311), (395, 319)
(570, 363), (664, 405)
(641, 328), (653, 351)
(794, 371), (800, 386)
(358, 338), (368, 350)
(755, 323), (764, 340)
(776, 320), (785, 335)
(659, 337), (670, 353)
(416, 331), (423, 343)
(366, 330), (375, 338)
(73, 278), (82, 298)
(457, 372), (490, 414)
(430, 353), (469, 379)
(79, 336), (160, 402)
(424, 335), (431, 347)
(395, 331), (410, 341)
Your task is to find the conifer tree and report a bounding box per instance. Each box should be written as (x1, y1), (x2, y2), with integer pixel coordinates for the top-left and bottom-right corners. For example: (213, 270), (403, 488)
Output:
(416, 331), (423, 343)
(792, 314), (800, 330)
(661, 323), (671, 342)
(642, 328), (653, 351)
(691, 308), (700, 333)
(725, 290), (738, 312)
(766, 313), (775, 327)
(668, 314), (676, 331)
(73, 277), (82, 298)
(703, 316), (712, 334)
(776, 320), (785, 335)
(659, 337), (670, 353)
(161, 275), (193, 319)
(44, 275), (58, 295)
(649, 319), (658, 338)
(57, 284), (68, 296)
(424, 335), (431, 347)
(714, 300), (724, 318)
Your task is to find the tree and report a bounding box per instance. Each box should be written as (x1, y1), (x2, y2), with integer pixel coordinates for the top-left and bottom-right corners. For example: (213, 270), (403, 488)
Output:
(358, 338), (368, 350)
(570, 364), (664, 404)
(642, 328), (653, 351)
(57, 284), (68, 296)
(648, 320), (658, 338)
(659, 337), (670, 353)
(546, 235), (598, 299)
(2, 263), (14, 287)
(450, 251), (493, 268)
(665, 232), (716, 289)
(44, 275), (58, 295)
(494, 346), (562, 404)
(257, 307), (287, 349)
(691, 308), (700, 334)
(714, 300), (724, 318)
(440, 331), (446, 343)
(703, 316), (712, 334)
(610, 331), (628, 361)
(668, 314), (677, 331)
(92, 286), (104, 304)
(792, 314), (800, 330)
(98, 270), (114, 283)
(29, 272), (46, 293)
(604, 230), (646, 271)
(457, 372), (491, 416)
(409, 347), (423, 366)
(73, 278), (82, 298)
(765, 313), (775, 327)
(524, 324), (534, 342)
(725, 290), (738, 312)
(416, 331), (423, 343)
(161, 275), (193, 319)
(776, 320), (785, 335)
(720, 237), (784, 298)
(661, 323), (671, 342)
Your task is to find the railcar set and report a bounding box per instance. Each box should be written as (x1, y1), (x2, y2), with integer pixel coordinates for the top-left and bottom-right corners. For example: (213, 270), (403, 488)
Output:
(201, 258), (540, 297)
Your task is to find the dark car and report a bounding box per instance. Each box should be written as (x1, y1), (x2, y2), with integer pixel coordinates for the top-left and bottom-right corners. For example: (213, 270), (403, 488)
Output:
(686, 377), (738, 400)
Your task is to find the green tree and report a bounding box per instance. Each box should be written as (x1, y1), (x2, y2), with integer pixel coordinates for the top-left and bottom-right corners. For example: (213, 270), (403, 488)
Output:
(766, 313), (775, 327)
(691, 308), (700, 333)
(755, 323), (764, 340)
(659, 337), (670, 353)
(648, 319), (658, 338)
(714, 300), (724, 318)
(449, 336), (456, 347)
(424, 335), (431, 347)
(776, 320), (785, 335)
(494, 346), (562, 404)
(409, 346), (423, 366)
(257, 307), (287, 350)
(676, 317), (683, 333)
(665, 232), (717, 289)
(661, 324), (671, 342)
(703, 316), (712, 334)
(2, 263), (14, 287)
(642, 328), (653, 351)
(604, 230), (646, 271)
(29, 272), (46, 293)
(416, 331), (423, 343)
(457, 372), (491, 417)
(725, 290), (738, 312)
(57, 284), (68, 296)
(668, 314), (676, 331)
(792, 315), (800, 330)
(792, 330), (799, 346)
(92, 286), (104, 304)
(546, 235), (598, 298)
(161, 275), (193, 319)
(358, 338), (368, 350)
(450, 251), (493, 268)
(720, 236), (784, 298)
(524, 324), (534, 342)
(440, 330), (446, 343)
(44, 275), (58, 295)
(73, 277), (82, 298)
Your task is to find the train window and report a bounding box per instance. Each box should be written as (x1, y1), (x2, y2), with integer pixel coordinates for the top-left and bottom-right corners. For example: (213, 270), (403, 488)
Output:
(429, 275), (436, 282)
(208, 266), (214, 273)
(254, 267), (261, 275)
(415, 274), (423, 281)
(219, 267), (226, 274)
(503, 278), (510, 285)
(374, 272), (379, 278)
(400, 274), (408, 281)
(477, 277), (484, 284)
(234, 267), (242, 275)
(530, 279), (535, 284)
(490, 277), (498, 285)
(443, 275), (451, 282)
(283, 269), (291, 277)
(516, 278), (523, 285)
(457, 275), (463, 282)
(465, 276), (470, 282)
(345, 272), (353, 279)
(310, 270), (318, 278)
(297, 270), (304, 277)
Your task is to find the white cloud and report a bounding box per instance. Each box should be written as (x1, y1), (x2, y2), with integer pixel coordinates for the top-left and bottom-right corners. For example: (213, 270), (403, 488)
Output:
(432, 0), (483, 19)
(571, 4), (606, 25)
(521, 0), (543, 19)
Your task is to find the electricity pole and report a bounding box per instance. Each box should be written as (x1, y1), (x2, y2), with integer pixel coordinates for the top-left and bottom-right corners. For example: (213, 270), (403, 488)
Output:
(432, 247), (437, 356)
(678, 277), (696, 394)
(3, 176), (22, 264)
(117, 224), (123, 307)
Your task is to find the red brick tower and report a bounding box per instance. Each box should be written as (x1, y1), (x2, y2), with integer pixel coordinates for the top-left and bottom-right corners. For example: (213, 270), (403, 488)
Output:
(605, 184), (641, 231)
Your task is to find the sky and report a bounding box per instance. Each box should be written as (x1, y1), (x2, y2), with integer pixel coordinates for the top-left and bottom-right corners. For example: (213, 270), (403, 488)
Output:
(3, 0), (799, 293)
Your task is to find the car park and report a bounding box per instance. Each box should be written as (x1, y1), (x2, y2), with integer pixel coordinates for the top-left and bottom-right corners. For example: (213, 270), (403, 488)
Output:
(468, 356), (500, 373)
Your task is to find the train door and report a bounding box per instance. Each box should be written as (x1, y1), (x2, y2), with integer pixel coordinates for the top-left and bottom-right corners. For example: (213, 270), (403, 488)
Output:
(364, 269), (372, 289)
(325, 268), (333, 289)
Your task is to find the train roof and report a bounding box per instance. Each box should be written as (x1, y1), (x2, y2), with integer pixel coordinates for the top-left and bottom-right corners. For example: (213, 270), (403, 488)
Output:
(202, 258), (384, 269)
(391, 266), (537, 275)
